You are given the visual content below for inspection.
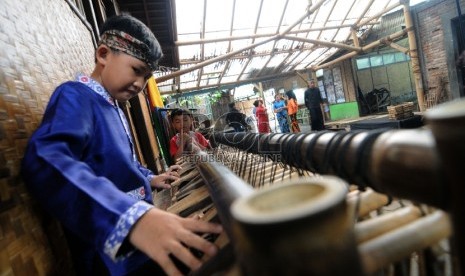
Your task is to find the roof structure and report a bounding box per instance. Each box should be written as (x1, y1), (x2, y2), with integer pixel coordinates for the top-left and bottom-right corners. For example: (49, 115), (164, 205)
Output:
(121, 0), (425, 95)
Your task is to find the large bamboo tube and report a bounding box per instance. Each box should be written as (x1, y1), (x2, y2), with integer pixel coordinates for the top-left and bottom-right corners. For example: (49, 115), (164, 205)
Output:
(359, 211), (452, 275)
(426, 99), (465, 275)
(196, 156), (254, 240)
(230, 177), (364, 276)
(367, 129), (446, 209)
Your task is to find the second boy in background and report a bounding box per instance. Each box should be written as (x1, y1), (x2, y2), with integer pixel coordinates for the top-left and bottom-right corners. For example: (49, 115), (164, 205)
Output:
(170, 108), (211, 161)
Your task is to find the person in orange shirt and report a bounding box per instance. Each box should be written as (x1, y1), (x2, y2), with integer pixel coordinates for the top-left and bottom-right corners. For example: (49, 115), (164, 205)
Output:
(285, 90), (301, 133)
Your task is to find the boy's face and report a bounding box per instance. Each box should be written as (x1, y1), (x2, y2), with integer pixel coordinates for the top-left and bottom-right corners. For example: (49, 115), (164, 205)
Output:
(172, 114), (192, 133)
(97, 46), (152, 102)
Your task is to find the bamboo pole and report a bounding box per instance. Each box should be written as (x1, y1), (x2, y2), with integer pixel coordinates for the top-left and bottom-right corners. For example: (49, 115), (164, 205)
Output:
(160, 70), (296, 95)
(351, 28), (360, 48)
(402, 1), (426, 111)
(356, 2), (402, 29)
(315, 27), (411, 70)
(282, 35), (362, 52)
(354, 206), (422, 243)
(383, 40), (409, 54)
(175, 24), (379, 46)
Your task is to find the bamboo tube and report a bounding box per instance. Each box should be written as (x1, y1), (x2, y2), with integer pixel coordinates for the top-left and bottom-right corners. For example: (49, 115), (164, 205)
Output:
(354, 205), (422, 243)
(231, 177), (364, 276)
(359, 211), (452, 275)
(347, 188), (390, 218)
(368, 129), (446, 209)
(196, 158), (254, 240)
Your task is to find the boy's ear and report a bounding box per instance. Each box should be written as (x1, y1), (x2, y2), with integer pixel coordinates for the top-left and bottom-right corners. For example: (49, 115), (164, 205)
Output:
(95, 45), (111, 65)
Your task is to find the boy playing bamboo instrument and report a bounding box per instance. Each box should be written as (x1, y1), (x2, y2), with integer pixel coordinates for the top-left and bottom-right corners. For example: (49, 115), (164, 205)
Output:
(21, 14), (222, 276)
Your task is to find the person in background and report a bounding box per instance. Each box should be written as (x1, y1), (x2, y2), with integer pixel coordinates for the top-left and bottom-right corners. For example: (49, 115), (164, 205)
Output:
(304, 80), (325, 131)
(285, 90), (301, 133)
(170, 108), (211, 161)
(253, 99), (270, 133)
(272, 94), (290, 133)
(225, 102), (248, 132)
(21, 14), (222, 276)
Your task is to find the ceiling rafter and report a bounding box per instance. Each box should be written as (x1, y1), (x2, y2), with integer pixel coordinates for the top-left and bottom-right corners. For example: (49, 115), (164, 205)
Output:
(235, 0), (265, 84)
(154, 0), (417, 95)
(216, 0), (237, 86)
(156, 0), (327, 83)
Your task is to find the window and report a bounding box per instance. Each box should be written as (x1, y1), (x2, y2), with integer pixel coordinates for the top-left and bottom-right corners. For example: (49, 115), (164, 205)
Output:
(356, 52), (410, 71)
(370, 56), (383, 67)
(383, 53), (395, 65)
(356, 58), (370, 70)
(395, 52), (407, 62)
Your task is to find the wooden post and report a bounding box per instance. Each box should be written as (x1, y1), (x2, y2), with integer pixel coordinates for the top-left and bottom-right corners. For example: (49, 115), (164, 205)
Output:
(402, 0), (426, 111)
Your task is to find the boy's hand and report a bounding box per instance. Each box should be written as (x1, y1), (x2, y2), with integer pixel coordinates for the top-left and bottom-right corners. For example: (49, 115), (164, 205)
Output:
(168, 165), (182, 174)
(150, 171), (179, 189)
(129, 208), (223, 276)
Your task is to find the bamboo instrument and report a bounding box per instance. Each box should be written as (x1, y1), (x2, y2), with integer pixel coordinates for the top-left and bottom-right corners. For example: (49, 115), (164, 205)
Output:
(171, 99), (465, 274)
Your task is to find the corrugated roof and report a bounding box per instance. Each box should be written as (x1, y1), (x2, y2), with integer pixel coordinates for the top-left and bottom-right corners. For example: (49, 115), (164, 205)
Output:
(118, 0), (425, 95)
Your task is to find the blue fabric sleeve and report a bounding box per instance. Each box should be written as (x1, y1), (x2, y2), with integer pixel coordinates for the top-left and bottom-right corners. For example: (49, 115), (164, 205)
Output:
(21, 83), (152, 260)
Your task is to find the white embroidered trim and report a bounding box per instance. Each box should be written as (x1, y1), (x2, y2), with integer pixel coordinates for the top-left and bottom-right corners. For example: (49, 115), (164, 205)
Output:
(103, 201), (153, 261)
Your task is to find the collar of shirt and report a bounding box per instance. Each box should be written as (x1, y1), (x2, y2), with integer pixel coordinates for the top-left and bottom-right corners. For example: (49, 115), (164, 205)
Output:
(76, 74), (118, 107)
(75, 74), (137, 162)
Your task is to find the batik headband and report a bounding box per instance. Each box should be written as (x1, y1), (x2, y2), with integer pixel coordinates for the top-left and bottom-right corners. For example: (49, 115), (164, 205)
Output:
(98, 30), (157, 71)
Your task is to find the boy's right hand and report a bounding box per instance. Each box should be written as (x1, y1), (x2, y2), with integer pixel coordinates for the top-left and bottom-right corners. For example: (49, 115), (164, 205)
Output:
(129, 208), (223, 276)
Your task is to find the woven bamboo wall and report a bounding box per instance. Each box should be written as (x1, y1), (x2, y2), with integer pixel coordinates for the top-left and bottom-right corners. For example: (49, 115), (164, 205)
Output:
(0, 0), (94, 274)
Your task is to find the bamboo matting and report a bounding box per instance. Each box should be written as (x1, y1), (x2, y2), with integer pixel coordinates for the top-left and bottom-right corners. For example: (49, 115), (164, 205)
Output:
(0, 0), (94, 275)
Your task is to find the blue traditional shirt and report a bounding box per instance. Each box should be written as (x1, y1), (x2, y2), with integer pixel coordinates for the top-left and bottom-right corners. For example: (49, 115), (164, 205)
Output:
(21, 75), (157, 275)
(273, 99), (288, 118)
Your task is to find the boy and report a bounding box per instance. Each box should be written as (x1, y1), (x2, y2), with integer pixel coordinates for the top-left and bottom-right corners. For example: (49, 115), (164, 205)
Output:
(169, 108), (210, 161)
(21, 14), (222, 276)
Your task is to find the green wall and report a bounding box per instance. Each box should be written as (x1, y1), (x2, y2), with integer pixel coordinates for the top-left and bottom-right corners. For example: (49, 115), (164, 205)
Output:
(329, 101), (360, 120)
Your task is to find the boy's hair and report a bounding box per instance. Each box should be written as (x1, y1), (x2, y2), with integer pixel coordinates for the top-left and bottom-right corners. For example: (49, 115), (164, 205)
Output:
(253, 100), (259, 107)
(170, 108), (193, 122)
(99, 14), (163, 70)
